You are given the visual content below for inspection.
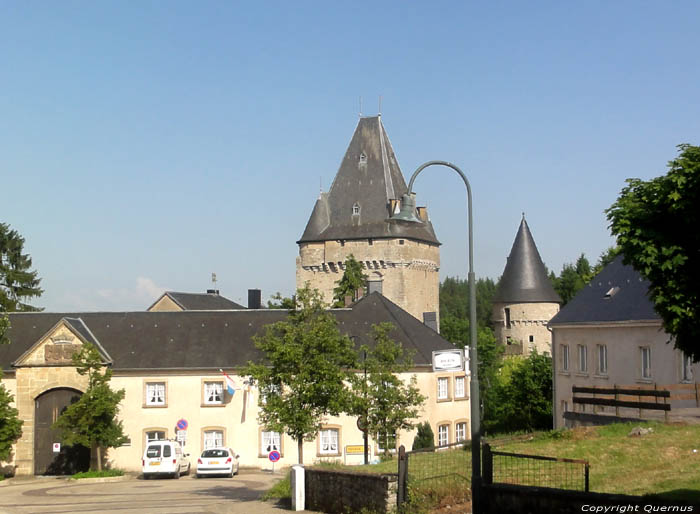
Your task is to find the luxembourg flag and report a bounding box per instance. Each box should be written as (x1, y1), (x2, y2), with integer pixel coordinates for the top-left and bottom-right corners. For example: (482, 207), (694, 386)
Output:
(220, 369), (236, 395)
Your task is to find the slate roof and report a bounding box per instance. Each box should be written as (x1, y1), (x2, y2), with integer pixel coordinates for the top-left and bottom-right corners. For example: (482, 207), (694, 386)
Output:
(548, 255), (660, 325)
(493, 217), (561, 303)
(1, 293), (455, 372)
(149, 291), (246, 311)
(298, 116), (439, 245)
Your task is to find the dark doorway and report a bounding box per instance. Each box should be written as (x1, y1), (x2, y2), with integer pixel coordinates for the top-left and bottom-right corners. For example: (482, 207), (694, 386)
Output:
(34, 388), (90, 475)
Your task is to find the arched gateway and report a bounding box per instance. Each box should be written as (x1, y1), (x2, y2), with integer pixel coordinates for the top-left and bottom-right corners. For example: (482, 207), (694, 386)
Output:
(34, 388), (90, 475)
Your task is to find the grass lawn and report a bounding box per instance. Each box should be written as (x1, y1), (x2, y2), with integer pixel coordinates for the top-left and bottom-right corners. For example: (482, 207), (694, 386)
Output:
(70, 469), (125, 479)
(491, 422), (700, 500)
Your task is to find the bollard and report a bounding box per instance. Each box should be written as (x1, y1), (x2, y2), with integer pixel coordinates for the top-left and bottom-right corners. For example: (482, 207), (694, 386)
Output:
(291, 465), (305, 511)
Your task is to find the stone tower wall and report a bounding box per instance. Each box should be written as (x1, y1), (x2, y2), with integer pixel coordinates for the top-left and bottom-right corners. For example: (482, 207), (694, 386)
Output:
(297, 238), (440, 326)
(492, 301), (560, 355)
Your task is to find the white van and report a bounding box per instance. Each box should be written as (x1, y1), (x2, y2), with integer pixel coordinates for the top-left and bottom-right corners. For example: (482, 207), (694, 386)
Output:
(142, 440), (190, 479)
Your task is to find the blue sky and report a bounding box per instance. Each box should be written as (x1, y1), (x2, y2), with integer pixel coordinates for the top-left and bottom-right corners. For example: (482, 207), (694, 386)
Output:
(2, 2), (699, 311)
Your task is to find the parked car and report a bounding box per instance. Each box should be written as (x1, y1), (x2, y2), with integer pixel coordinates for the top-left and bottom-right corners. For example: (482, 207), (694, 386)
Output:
(142, 440), (190, 479)
(196, 447), (240, 478)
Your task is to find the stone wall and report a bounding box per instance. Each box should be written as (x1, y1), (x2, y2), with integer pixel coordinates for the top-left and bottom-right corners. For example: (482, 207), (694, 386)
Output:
(492, 301), (559, 355)
(482, 483), (697, 513)
(297, 238), (440, 325)
(305, 467), (398, 514)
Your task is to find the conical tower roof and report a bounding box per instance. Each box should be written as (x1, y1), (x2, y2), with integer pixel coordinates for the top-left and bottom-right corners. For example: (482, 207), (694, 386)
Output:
(298, 116), (439, 245)
(494, 217), (561, 303)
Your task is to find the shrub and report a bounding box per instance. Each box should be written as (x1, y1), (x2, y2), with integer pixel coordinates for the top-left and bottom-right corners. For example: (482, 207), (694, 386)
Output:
(412, 421), (435, 450)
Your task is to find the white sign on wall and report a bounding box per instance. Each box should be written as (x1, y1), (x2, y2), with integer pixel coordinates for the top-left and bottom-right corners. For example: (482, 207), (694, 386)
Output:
(432, 349), (464, 372)
(53, 443), (61, 453)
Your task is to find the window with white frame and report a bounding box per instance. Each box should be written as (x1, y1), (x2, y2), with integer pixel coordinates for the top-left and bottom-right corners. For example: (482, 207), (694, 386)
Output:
(145, 382), (166, 406)
(376, 432), (397, 453)
(577, 345), (587, 373)
(682, 352), (694, 382)
(261, 431), (281, 455)
(454, 376), (466, 399)
(438, 424), (449, 447)
(641, 347), (652, 379)
(204, 430), (223, 449)
(455, 422), (467, 442)
(560, 345), (569, 372)
(204, 381), (224, 405)
(146, 430), (165, 443)
(437, 377), (449, 400)
(597, 344), (608, 375)
(319, 428), (339, 455)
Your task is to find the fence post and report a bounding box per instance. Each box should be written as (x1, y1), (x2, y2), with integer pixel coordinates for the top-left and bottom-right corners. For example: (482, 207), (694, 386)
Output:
(695, 382), (699, 408)
(397, 445), (407, 508)
(585, 462), (590, 492)
(614, 384), (619, 417)
(482, 443), (493, 485)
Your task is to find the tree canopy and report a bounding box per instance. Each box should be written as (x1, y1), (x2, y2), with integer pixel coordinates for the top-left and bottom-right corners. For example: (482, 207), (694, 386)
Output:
(349, 323), (425, 457)
(440, 276), (497, 328)
(606, 144), (700, 360)
(332, 254), (367, 307)
(243, 286), (357, 464)
(0, 223), (43, 312)
(52, 343), (128, 471)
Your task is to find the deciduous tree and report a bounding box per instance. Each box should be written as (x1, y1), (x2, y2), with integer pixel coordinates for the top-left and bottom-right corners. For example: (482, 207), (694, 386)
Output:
(332, 255), (367, 307)
(606, 144), (700, 360)
(52, 343), (128, 471)
(0, 314), (23, 463)
(243, 286), (357, 464)
(350, 323), (425, 457)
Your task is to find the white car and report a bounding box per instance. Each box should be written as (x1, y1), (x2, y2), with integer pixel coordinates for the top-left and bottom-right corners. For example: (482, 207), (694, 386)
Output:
(142, 440), (190, 479)
(196, 447), (240, 478)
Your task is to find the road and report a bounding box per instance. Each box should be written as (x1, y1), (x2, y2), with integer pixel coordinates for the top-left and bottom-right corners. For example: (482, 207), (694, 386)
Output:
(0, 470), (299, 514)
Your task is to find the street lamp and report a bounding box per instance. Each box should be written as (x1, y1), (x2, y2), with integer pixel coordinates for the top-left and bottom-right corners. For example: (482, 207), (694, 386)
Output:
(391, 160), (481, 513)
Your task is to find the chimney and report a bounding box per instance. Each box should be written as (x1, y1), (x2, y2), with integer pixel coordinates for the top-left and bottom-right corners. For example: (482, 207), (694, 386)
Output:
(423, 312), (438, 332)
(416, 206), (428, 222)
(344, 295), (353, 307)
(248, 289), (262, 309)
(206, 289), (219, 295)
(368, 280), (383, 295)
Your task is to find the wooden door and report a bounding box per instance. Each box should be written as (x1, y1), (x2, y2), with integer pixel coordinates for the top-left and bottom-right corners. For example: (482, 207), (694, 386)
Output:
(34, 388), (90, 475)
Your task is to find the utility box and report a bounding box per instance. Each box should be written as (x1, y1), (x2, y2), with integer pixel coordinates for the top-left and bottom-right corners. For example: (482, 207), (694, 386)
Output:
(291, 465), (305, 511)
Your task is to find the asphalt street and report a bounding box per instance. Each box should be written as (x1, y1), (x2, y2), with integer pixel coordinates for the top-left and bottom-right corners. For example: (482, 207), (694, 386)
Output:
(0, 470), (301, 514)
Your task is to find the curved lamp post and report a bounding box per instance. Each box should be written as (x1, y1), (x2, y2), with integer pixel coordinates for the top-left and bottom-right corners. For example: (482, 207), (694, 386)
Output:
(391, 160), (481, 513)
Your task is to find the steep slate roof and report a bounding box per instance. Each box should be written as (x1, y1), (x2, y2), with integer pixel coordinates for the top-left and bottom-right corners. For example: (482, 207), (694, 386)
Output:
(493, 217), (561, 303)
(549, 256), (660, 325)
(1, 293), (454, 372)
(149, 291), (246, 310)
(298, 116), (439, 245)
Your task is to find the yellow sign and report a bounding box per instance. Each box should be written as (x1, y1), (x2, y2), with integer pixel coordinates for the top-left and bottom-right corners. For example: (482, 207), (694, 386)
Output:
(345, 445), (365, 455)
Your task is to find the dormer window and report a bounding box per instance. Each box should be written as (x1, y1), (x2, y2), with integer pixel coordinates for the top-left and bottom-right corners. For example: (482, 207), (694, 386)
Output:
(604, 286), (620, 299)
(352, 203), (360, 215)
(359, 152), (367, 165)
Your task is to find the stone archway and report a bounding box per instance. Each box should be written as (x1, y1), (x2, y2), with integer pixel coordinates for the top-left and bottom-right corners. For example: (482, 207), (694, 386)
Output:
(34, 388), (90, 475)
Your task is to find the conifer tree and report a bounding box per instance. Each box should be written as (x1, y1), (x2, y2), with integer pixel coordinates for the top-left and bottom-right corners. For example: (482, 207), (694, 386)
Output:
(0, 223), (43, 312)
(332, 255), (367, 307)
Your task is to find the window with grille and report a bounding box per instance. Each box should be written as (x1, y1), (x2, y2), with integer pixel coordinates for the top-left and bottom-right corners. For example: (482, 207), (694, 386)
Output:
(455, 422), (467, 442)
(561, 345), (569, 371)
(376, 432), (396, 453)
(204, 430), (223, 449)
(577, 345), (587, 373)
(682, 352), (694, 382)
(641, 347), (652, 379)
(438, 425), (449, 446)
(204, 381), (223, 405)
(146, 382), (166, 406)
(437, 377), (449, 400)
(597, 345), (608, 375)
(319, 428), (339, 455)
(261, 431), (281, 455)
(454, 376), (465, 399)
(146, 430), (165, 444)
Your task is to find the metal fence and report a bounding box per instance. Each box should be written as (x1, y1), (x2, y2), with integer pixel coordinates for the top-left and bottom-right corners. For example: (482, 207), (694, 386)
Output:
(483, 443), (589, 492)
(397, 441), (471, 506)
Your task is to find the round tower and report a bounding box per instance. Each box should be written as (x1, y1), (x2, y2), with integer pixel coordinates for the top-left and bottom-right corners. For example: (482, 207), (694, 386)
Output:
(296, 116), (441, 325)
(492, 216), (561, 355)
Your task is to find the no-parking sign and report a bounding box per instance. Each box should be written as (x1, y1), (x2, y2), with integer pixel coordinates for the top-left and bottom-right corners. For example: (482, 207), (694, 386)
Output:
(268, 450), (281, 462)
(176, 419), (188, 431)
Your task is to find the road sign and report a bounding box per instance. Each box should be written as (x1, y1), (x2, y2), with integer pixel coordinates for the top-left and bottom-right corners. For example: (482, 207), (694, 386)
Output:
(432, 349), (464, 372)
(53, 443), (61, 453)
(356, 417), (367, 432)
(268, 450), (281, 462)
(345, 445), (364, 455)
(176, 419), (188, 431)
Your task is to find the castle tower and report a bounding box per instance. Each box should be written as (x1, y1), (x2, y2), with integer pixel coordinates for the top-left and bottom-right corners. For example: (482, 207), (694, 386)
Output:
(492, 216), (561, 355)
(296, 116), (441, 325)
